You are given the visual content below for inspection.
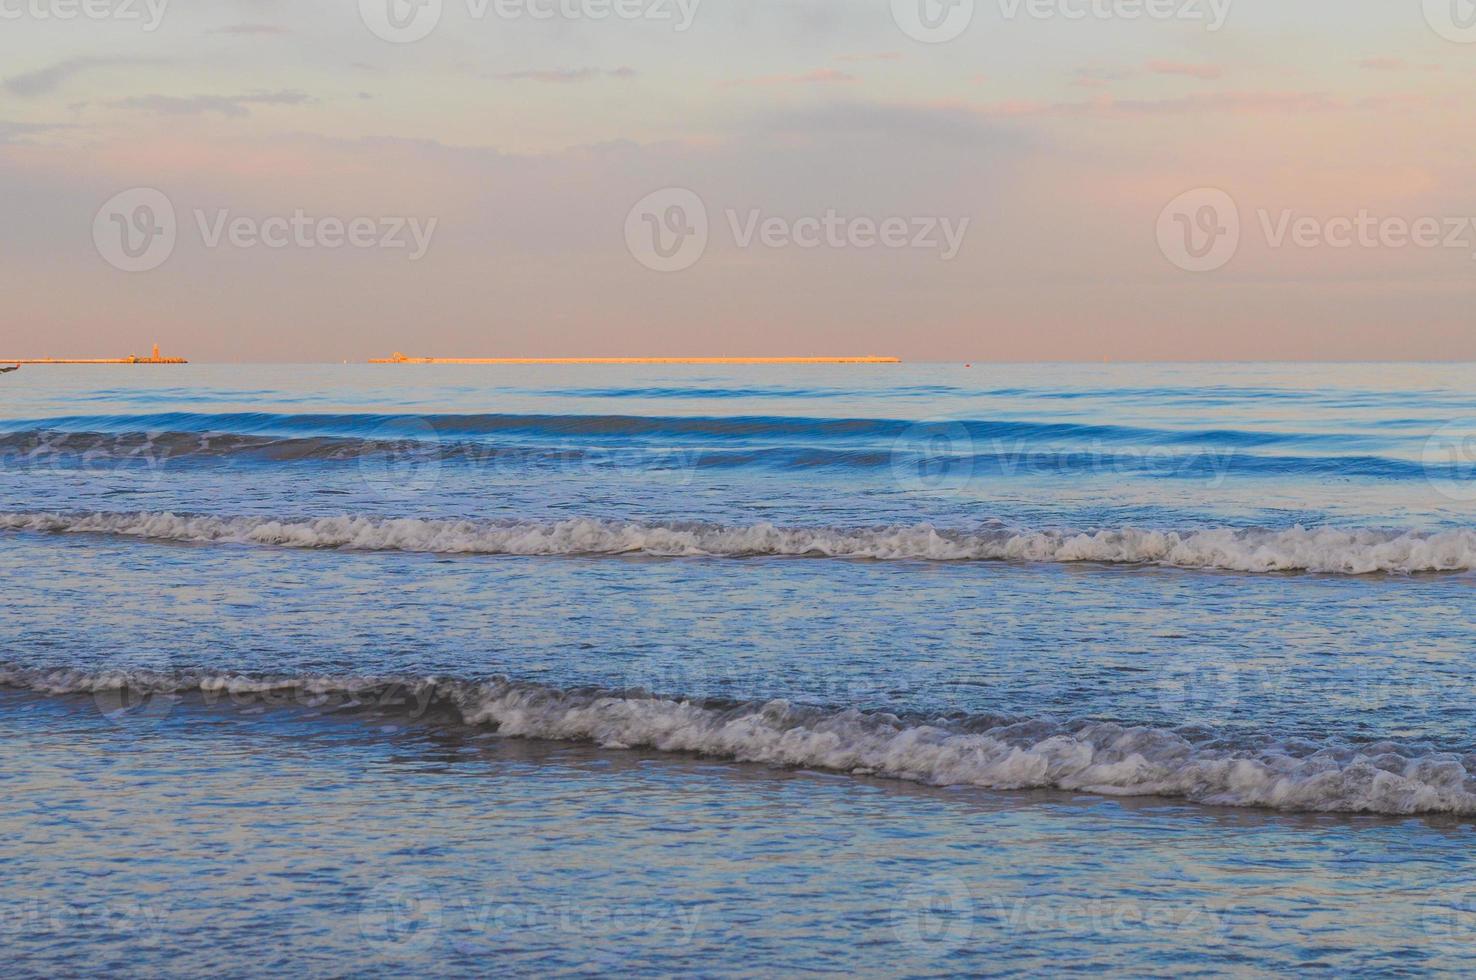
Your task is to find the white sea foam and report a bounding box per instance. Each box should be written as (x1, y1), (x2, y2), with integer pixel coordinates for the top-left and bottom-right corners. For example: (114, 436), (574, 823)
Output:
(2, 510), (1475, 574)
(458, 682), (1476, 815)
(3, 667), (1474, 815)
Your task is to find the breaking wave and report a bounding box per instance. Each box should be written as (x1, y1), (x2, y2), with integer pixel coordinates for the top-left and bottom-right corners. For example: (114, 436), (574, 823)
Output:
(0, 410), (1274, 444)
(2, 510), (1475, 574)
(4, 666), (1474, 816)
(0, 427), (1432, 479)
(0, 411), (1445, 479)
(0, 409), (1413, 455)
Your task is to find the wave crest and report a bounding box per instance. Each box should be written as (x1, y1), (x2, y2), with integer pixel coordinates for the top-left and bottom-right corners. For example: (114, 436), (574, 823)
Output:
(2, 510), (1475, 574)
(3, 666), (1473, 815)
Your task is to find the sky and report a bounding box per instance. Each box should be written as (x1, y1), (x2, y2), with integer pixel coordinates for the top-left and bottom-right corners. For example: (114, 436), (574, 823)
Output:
(1, 0), (1474, 362)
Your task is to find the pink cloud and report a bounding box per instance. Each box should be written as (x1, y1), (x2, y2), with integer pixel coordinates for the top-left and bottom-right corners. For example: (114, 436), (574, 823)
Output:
(1071, 67), (1135, 89)
(966, 90), (1347, 118)
(109, 91), (312, 118)
(722, 69), (857, 88)
(1146, 61), (1224, 81)
(491, 68), (636, 83)
(1358, 92), (1443, 111)
(210, 24), (288, 36)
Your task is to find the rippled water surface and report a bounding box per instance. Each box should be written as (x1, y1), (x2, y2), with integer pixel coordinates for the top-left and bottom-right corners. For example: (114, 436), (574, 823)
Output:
(3, 363), (1476, 974)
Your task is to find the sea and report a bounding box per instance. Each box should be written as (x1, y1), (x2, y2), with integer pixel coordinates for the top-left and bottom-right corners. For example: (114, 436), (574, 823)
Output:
(2, 362), (1476, 975)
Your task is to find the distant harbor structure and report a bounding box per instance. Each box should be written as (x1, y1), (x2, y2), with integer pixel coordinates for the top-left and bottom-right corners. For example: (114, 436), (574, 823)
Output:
(371, 352), (901, 365)
(2, 344), (188, 365)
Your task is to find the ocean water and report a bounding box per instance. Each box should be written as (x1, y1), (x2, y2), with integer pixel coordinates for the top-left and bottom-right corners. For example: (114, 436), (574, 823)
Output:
(3, 362), (1476, 974)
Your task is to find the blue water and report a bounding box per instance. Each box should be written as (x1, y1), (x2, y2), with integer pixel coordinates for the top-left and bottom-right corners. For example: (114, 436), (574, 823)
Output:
(3, 363), (1476, 974)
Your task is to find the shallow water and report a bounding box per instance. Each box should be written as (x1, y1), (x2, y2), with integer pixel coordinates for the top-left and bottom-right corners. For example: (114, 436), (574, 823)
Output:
(3, 363), (1475, 972)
